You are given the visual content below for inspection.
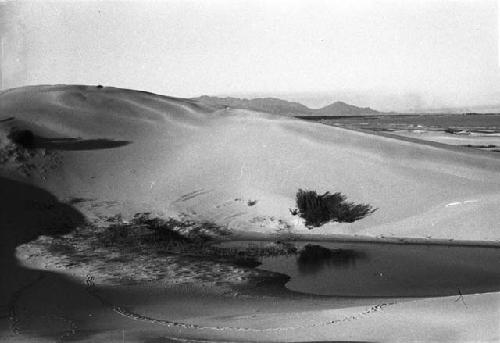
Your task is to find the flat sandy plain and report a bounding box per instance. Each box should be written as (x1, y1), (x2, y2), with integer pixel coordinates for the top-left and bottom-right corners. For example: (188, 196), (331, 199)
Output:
(1, 85), (499, 342)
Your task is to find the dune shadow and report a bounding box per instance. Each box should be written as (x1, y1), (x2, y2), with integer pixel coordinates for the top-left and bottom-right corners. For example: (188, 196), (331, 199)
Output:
(0, 176), (95, 339)
(0, 117), (15, 123)
(0, 175), (86, 302)
(6, 129), (131, 151)
(0, 176), (86, 257)
(32, 137), (131, 151)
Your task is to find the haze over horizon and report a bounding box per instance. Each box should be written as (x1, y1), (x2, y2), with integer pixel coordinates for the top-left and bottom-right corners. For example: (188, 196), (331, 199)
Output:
(1, 0), (500, 112)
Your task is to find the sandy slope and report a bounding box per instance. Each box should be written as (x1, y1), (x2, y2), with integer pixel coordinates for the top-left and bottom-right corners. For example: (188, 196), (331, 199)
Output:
(1, 84), (500, 240)
(1, 85), (500, 342)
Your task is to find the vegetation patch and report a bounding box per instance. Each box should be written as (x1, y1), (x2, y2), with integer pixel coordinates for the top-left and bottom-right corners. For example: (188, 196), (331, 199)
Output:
(18, 216), (278, 286)
(0, 128), (61, 177)
(93, 213), (231, 254)
(293, 189), (376, 228)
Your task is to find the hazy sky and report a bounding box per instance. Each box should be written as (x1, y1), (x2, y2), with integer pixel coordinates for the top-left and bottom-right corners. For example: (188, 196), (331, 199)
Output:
(1, 0), (499, 111)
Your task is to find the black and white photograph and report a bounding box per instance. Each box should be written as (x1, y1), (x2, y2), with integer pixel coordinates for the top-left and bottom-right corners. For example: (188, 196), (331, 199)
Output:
(1, 0), (500, 342)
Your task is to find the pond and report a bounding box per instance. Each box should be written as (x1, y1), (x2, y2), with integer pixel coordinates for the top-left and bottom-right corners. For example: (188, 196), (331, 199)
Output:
(219, 241), (500, 297)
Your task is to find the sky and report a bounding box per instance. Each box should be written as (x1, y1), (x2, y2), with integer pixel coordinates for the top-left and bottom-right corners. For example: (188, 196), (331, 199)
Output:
(1, 0), (499, 111)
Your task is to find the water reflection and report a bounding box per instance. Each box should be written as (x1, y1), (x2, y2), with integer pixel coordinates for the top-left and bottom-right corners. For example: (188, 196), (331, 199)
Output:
(255, 241), (500, 297)
(297, 245), (366, 274)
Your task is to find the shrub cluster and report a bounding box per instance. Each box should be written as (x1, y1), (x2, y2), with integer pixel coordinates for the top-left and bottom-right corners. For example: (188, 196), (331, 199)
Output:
(295, 189), (376, 228)
(95, 213), (232, 252)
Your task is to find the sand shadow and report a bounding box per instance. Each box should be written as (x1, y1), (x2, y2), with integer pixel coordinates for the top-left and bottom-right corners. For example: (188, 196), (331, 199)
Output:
(6, 129), (131, 151)
(32, 137), (131, 151)
(0, 177), (85, 249)
(0, 176), (100, 340)
(0, 175), (85, 306)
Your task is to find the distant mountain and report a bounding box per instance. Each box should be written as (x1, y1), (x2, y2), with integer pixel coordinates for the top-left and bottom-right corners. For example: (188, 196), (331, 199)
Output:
(316, 101), (379, 115)
(195, 96), (312, 115)
(194, 96), (380, 116)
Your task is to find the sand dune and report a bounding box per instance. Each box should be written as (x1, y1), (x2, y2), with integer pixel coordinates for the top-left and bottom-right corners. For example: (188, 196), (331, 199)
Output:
(1, 85), (499, 240)
(1, 85), (500, 342)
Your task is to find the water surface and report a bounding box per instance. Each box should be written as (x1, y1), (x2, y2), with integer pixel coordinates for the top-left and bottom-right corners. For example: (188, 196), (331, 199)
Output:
(221, 241), (500, 297)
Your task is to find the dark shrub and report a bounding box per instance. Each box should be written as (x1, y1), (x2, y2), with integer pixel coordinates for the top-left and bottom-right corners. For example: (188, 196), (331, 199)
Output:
(295, 189), (376, 228)
(130, 213), (230, 245)
(247, 200), (257, 206)
(8, 129), (35, 148)
(130, 214), (193, 244)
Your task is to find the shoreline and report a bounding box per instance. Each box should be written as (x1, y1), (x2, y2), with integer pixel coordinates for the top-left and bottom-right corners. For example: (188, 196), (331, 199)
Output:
(295, 115), (500, 160)
(231, 231), (500, 248)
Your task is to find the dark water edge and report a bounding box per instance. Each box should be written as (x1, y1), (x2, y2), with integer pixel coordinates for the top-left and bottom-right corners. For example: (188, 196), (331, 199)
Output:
(218, 240), (500, 298)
